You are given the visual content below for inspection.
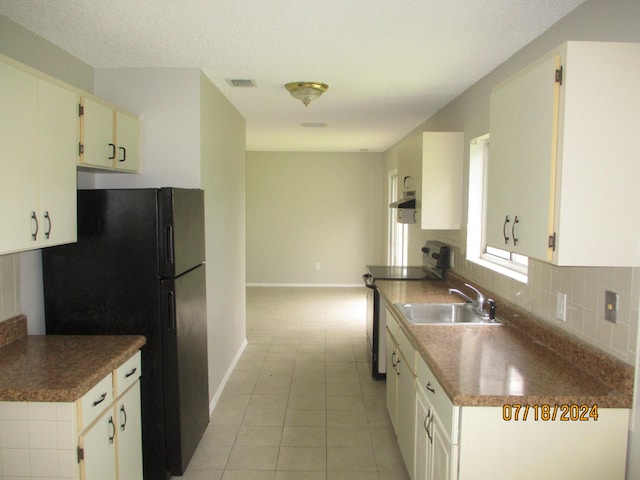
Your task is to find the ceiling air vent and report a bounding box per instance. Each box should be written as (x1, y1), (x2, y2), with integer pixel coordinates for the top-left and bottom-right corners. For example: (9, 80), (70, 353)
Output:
(301, 123), (327, 128)
(226, 79), (257, 88)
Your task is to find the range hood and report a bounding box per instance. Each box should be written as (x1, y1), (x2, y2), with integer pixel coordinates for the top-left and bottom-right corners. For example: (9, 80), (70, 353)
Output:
(389, 191), (416, 209)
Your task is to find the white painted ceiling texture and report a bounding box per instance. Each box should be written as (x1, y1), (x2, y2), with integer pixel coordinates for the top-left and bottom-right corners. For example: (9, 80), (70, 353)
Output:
(0, 0), (586, 152)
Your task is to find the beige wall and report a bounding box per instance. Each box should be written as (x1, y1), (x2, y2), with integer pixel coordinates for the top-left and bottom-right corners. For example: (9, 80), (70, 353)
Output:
(0, 15), (93, 92)
(246, 151), (384, 284)
(200, 71), (247, 400)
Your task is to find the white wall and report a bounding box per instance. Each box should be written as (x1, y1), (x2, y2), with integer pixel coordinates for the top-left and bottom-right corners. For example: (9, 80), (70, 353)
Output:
(246, 151), (384, 285)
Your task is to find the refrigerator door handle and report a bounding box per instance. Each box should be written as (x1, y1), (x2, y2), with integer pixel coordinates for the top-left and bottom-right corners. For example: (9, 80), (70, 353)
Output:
(167, 290), (176, 330)
(166, 225), (175, 265)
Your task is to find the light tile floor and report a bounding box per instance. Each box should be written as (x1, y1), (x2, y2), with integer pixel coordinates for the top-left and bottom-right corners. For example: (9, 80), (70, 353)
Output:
(180, 287), (410, 480)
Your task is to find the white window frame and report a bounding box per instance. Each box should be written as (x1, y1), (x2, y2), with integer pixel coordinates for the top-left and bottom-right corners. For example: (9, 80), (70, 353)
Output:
(466, 134), (528, 283)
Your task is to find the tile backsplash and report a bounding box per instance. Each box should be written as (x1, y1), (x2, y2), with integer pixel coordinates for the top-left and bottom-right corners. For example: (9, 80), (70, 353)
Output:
(454, 250), (639, 364)
(0, 254), (20, 322)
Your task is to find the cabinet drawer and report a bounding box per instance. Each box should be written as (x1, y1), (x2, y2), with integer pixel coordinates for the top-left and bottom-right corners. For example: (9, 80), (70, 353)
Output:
(79, 372), (113, 431)
(115, 351), (141, 397)
(416, 355), (459, 443)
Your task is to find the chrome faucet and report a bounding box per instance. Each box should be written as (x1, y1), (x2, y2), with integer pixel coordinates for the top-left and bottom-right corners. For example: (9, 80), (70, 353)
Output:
(448, 283), (489, 319)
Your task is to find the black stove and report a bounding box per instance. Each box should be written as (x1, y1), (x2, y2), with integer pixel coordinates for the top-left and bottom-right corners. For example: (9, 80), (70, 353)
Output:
(365, 265), (439, 281)
(363, 240), (449, 379)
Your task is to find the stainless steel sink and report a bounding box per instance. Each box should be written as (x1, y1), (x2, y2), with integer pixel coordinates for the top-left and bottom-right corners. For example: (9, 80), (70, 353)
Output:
(394, 303), (502, 325)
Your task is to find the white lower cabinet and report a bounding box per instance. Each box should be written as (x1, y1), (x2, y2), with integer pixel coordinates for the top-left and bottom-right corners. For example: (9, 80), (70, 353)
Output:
(415, 355), (458, 480)
(412, 353), (629, 480)
(79, 380), (142, 480)
(0, 351), (142, 480)
(115, 381), (143, 480)
(80, 407), (117, 480)
(386, 309), (416, 479)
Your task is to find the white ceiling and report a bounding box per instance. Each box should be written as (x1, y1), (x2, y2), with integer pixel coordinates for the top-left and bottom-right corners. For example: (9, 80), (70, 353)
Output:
(0, 0), (586, 152)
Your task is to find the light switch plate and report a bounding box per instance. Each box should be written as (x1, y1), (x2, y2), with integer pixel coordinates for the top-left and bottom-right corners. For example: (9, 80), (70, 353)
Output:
(605, 290), (618, 323)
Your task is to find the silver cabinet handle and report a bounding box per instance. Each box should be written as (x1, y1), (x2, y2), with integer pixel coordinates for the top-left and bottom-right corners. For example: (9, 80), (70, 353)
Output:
(426, 381), (435, 394)
(512, 215), (519, 246)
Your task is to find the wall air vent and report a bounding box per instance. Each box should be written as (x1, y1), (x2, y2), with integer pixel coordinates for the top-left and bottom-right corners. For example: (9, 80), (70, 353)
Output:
(226, 79), (257, 88)
(301, 123), (327, 128)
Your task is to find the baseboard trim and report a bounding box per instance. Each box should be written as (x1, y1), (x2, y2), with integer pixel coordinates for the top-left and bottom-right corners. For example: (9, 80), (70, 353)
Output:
(208, 337), (248, 417)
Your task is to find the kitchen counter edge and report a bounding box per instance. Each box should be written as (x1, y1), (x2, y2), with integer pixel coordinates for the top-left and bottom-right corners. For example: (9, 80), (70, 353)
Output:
(0, 316), (146, 403)
(377, 277), (633, 409)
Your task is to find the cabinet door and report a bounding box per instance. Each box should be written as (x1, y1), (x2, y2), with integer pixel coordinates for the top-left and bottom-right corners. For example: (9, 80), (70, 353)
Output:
(37, 79), (78, 247)
(0, 61), (39, 253)
(386, 329), (398, 432)
(430, 413), (456, 480)
(117, 382), (143, 480)
(81, 96), (115, 168)
(486, 55), (560, 261)
(114, 111), (140, 172)
(80, 408), (117, 480)
(397, 348), (416, 477)
(414, 386), (431, 480)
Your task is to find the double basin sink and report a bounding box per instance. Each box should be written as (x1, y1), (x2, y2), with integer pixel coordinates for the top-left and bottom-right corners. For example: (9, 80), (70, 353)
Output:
(394, 302), (502, 326)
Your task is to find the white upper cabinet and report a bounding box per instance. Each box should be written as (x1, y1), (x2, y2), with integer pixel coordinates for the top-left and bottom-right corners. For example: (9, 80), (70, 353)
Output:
(487, 41), (640, 266)
(421, 132), (463, 230)
(80, 96), (141, 172)
(0, 59), (77, 255)
(396, 131), (463, 230)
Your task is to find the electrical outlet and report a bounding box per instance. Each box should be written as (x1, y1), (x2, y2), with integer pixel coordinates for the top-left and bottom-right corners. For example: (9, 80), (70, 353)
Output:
(556, 293), (567, 321)
(315, 262), (321, 271)
(449, 251), (455, 268)
(605, 290), (618, 323)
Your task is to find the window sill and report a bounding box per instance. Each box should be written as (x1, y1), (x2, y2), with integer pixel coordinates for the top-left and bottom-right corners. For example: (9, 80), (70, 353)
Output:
(466, 256), (528, 284)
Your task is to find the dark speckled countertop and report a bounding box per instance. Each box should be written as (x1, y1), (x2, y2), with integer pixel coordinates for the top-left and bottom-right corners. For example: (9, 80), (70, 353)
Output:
(378, 275), (633, 408)
(0, 314), (145, 402)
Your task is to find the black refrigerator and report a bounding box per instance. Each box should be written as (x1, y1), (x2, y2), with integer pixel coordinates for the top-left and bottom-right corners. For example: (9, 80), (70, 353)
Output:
(42, 188), (209, 480)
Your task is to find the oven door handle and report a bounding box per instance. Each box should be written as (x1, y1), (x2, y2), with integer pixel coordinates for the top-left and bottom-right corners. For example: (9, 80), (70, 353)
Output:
(363, 273), (375, 288)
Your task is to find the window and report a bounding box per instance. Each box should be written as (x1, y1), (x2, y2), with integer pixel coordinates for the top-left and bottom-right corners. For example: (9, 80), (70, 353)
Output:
(467, 134), (528, 282)
(388, 169), (408, 266)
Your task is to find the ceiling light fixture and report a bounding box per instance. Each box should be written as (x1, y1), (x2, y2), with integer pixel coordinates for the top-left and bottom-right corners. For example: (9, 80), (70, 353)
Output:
(285, 82), (329, 106)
